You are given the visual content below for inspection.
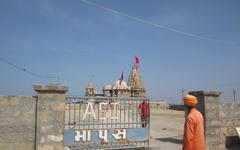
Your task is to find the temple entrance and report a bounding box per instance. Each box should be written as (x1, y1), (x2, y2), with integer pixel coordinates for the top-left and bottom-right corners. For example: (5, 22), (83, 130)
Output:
(64, 96), (150, 150)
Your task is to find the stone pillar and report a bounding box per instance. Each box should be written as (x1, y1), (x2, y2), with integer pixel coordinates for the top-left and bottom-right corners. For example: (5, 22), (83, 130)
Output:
(188, 91), (221, 150)
(33, 84), (68, 150)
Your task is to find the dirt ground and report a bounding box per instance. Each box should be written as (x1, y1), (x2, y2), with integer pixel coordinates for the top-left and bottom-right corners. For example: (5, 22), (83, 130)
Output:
(149, 109), (185, 150)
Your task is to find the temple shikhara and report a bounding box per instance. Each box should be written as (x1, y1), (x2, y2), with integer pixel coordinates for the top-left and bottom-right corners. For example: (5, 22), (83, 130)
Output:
(86, 56), (146, 98)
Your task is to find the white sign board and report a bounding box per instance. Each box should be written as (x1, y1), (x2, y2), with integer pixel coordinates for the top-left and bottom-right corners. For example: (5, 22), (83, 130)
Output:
(235, 127), (240, 139)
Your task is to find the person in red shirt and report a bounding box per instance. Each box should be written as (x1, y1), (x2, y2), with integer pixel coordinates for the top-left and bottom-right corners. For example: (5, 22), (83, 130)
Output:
(182, 95), (206, 150)
(138, 100), (149, 127)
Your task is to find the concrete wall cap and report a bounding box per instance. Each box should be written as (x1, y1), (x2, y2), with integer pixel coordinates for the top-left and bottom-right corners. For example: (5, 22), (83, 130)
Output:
(189, 91), (221, 96)
(33, 84), (68, 93)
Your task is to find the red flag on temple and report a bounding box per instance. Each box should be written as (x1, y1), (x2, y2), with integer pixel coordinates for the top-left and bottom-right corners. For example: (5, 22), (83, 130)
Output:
(119, 71), (123, 85)
(135, 56), (140, 69)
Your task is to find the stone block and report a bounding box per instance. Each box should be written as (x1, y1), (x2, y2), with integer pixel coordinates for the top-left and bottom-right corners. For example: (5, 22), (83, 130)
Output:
(219, 111), (226, 118)
(41, 125), (54, 133)
(47, 134), (63, 143)
(38, 144), (54, 150)
(0, 124), (35, 133)
(51, 103), (65, 112)
(0, 132), (35, 143)
(206, 127), (221, 136)
(205, 111), (219, 120)
(56, 113), (65, 122)
(38, 114), (54, 122)
(206, 103), (219, 110)
(209, 120), (221, 126)
(227, 127), (238, 136)
(206, 135), (221, 145)
(0, 143), (34, 150)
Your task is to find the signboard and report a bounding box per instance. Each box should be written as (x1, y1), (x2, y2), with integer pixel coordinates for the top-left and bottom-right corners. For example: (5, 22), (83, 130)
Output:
(64, 97), (150, 148)
(64, 128), (149, 145)
(235, 127), (240, 139)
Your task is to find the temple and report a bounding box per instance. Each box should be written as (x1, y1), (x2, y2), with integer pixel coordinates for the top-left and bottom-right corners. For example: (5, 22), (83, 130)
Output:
(85, 58), (146, 98)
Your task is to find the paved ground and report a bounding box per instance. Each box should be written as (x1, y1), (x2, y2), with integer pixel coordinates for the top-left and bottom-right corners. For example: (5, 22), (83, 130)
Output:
(149, 109), (185, 150)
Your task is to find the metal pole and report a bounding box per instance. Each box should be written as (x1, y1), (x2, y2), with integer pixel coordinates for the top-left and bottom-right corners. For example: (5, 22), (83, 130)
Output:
(57, 76), (60, 84)
(233, 89), (236, 102)
(182, 88), (185, 98)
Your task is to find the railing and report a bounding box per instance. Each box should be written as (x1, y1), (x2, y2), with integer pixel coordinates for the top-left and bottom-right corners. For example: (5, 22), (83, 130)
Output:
(64, 96), (150, 150)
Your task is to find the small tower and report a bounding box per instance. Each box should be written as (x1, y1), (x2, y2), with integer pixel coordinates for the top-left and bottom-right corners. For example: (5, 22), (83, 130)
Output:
(128, 63), (146, 97)
(85, 81), (95, 97)
(103, 84), (112, 97)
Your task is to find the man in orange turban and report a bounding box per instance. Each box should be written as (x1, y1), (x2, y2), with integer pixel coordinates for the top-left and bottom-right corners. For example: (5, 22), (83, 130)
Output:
(182, 95), (206, 150)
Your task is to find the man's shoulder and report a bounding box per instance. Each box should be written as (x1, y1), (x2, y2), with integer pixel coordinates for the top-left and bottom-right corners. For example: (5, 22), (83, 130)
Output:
(186, 113), (196, 124)
(193, 108), (203, 116)
(187, 109), (203, 120)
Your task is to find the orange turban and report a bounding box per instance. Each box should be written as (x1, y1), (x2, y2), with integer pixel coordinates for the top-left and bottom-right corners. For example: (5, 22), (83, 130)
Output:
(183, 95), (198, 107)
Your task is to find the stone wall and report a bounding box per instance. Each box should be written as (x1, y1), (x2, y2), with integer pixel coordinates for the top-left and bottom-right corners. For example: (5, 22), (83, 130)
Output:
(0, 96), (36, 150)
(189, 91), (240, 149)
(219, 102), (240, 148)
(0, 84), (68, 150)
(169, 104), (185, 110)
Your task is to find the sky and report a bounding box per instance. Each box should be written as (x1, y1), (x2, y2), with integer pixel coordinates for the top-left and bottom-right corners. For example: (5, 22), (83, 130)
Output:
(0, 0), (240, 104)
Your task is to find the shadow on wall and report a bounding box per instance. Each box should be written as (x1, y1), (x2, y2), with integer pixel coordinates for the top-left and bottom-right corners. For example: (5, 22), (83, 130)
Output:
(155, 136), (183, 145)
(225, 136), (240, 150)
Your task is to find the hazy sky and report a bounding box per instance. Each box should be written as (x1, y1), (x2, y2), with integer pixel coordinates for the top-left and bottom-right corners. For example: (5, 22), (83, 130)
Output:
(1, 0), (240, 103)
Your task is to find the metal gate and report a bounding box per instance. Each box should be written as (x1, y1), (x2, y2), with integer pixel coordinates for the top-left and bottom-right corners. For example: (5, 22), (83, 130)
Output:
(64, 97), (150, 150)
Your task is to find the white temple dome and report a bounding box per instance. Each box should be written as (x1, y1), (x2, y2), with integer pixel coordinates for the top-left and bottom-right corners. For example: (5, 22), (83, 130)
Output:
(112, 80), (129, 89)
(103, 84), (112, 90)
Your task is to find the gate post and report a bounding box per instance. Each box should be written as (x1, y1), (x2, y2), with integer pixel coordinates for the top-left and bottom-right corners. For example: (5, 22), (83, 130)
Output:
(33, 84), (68, 150)
(188, 91), (221, 149)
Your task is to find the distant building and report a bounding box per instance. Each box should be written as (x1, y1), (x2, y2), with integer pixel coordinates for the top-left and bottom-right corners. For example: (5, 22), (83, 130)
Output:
(150, 100), (170, 109)
(85, 62), (146, 98)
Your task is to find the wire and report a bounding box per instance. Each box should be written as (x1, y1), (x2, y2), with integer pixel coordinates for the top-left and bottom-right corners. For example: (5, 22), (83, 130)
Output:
(81, 0), (239, 47)
(0, 56), (59, 83)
